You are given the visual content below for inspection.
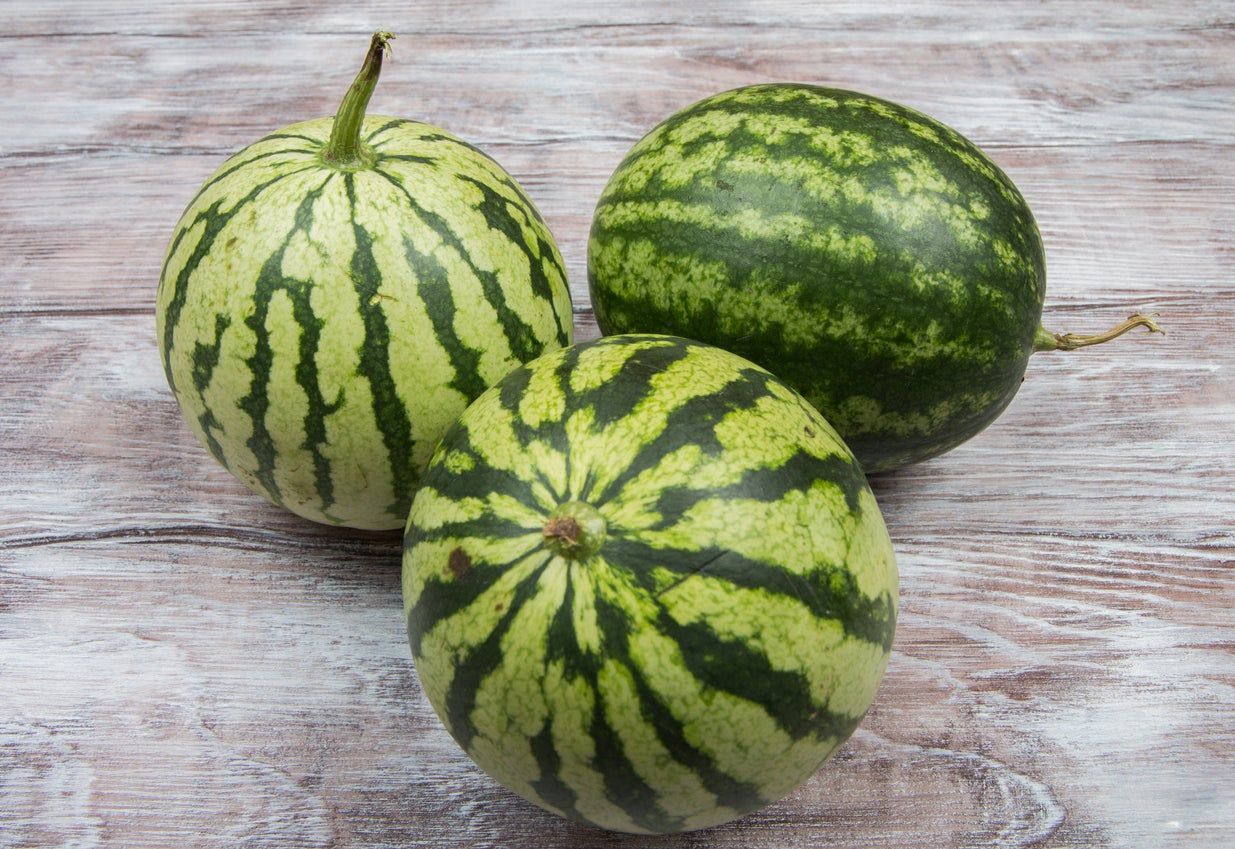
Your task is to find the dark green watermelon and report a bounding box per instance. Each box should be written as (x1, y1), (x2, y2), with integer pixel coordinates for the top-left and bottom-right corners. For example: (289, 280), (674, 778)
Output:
(588, 83), (1160, 472)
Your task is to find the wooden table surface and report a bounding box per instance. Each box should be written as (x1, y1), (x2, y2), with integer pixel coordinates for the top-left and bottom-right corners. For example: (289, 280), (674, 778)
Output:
(2, 1), (1233, 847)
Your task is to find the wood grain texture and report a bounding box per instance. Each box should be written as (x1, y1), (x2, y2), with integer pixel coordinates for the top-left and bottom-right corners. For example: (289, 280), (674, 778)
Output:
(1, 1), (1232, 847)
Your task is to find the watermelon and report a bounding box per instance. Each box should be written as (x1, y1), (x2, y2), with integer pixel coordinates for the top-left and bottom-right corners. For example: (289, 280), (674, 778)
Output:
(156, 32), (572, 529)
(587, 84), (1161, 473)
(403, 334), (898, 833)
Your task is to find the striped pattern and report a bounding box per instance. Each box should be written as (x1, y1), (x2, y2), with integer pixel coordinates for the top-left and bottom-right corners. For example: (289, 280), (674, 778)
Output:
(403, 335), (898, 833)
(587, 84), (1048, 473)
(156, 115), (572, 529)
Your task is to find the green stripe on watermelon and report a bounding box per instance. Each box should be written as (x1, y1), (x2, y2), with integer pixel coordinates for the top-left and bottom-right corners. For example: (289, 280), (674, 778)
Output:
(588, 83), (1161, 473)
(403, 334), (898, 833)
(156, 32), (572, 529)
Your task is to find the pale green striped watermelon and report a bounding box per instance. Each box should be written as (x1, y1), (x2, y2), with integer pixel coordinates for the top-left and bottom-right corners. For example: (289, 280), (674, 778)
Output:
(156, 33), (572, 529)
(589, 84), (1161, 473)
(403, 334), (898, 833)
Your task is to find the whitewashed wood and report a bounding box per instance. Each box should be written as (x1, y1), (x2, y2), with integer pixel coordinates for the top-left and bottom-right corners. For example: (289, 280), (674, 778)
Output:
(2, 1), (1234, 847)
(3, 144), (1232, 318)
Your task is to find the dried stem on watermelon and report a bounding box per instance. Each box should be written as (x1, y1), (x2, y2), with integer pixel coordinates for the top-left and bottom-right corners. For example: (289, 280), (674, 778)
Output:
(1034, 313), (1164, 352)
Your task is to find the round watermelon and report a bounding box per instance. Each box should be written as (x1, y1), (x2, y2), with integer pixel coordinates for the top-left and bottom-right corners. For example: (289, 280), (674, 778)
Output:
(403, 334), (898, 833)
(156, 32), (572, 529)
(588, 83), (1161, 473)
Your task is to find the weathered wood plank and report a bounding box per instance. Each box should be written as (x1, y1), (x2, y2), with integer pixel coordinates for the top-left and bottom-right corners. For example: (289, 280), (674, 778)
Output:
(2, 144), (1230, 316)
(5, 0), (1234, 43)
(3, 19), (1232, 155)
(4, 304), (1231, 538)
